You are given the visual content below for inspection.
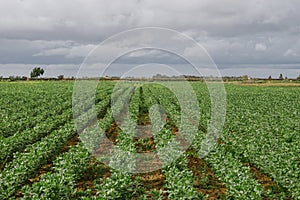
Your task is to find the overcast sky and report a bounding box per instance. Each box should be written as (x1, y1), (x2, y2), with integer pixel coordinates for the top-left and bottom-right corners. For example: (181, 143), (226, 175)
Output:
(0, 0), (299, 78)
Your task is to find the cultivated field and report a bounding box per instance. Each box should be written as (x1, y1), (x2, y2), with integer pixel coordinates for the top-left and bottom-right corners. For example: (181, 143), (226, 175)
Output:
(0, 81), (299, 199)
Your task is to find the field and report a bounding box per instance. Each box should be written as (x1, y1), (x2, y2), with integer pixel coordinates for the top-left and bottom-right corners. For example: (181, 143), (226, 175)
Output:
(0, 81), (299, 199)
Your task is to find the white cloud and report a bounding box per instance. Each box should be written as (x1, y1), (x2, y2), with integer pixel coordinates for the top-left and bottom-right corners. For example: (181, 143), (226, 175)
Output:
(0, 0), (300, 77)
(255, 43), (267, 51)
(33, 44), (96, 58)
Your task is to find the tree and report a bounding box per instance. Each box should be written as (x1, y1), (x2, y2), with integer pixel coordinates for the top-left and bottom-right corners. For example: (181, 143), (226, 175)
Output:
(268, 75), (272, 80)
(57, 75), (64, 80)
(297, 74), (300, 80)
(30, 67), (44, 78)
(278, 73), (284, 80)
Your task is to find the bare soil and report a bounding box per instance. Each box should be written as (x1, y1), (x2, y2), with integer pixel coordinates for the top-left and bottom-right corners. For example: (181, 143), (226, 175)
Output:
(243, 162), (292, 199)
(187, 152), (227, 199)
(75, 157), (111, 195)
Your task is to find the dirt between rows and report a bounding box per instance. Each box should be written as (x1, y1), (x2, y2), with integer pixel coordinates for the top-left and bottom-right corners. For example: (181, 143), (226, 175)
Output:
(133, 110), (227, 199)
(243, 162), (292, 199)
(14, 99), (288, 199)
(15, 133), (80, 198)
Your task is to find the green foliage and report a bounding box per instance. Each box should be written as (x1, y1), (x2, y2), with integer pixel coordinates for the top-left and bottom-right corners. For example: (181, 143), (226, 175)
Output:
(30, 67), (44, 78)
(94, 172), (144, 199)
(0, 81), (299, 199)
(22, 144), (90, 199)
(163, 157), (205, 199)
(0, 123), (76, 198)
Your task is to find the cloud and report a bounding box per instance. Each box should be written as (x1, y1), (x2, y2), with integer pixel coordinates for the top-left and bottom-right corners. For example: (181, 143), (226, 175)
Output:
(33, 44), (96, 58)
(255, 43), (267, 51)
(0, 0), (300, 77)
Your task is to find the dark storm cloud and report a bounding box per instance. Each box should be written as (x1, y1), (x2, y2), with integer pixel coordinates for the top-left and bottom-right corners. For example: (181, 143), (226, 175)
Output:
(0, 0), (299, 77)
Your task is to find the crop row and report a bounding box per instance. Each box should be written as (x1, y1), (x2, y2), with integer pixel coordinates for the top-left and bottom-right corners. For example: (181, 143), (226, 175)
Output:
(219, 85), (300, 198)
(0, 82), (117, 199)
(149, 82), (267, 199)
(0, 122), (76, 199)
(0, 94), (71, 138)
(19, 83), (125, 199)
(0, 88), (113, 169)
(0, 82), (73, 137)
(0, 109), (72, 167)
(145, 85), (204, 199)
(92, 85), (141, 199)
(22, 143), (90, 199)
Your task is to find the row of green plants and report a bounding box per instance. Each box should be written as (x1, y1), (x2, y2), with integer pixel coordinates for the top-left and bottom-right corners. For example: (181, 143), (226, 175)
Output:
(150, 83), (266, 199)
(81, 86), (142, 199)
(0, 109), (72, 167)
(73, 82), (115, 118)
(92, 85), (142, 199)
(205, 143), (263, 199)
(0, 122), (77, 199)
(0, 81), (121, 199)
(19, 84), (125, 199)
(1, 81), (298, 199)
(22, 84), (122, 199)
(219, 85), (300, 198)
(0, 82), (73, 137)
(21, 143), (90, 199)
(145, 85), (204, 199)
(190, 83), (299, 199)
(0, 84), (114, 168)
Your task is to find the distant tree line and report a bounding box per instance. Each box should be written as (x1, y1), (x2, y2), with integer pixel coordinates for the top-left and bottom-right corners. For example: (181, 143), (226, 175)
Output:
(0, 67), (71, 81)
(30, 67), (44, 78)
(0, 67), (300, 81)
(268, 73), (300, 80)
